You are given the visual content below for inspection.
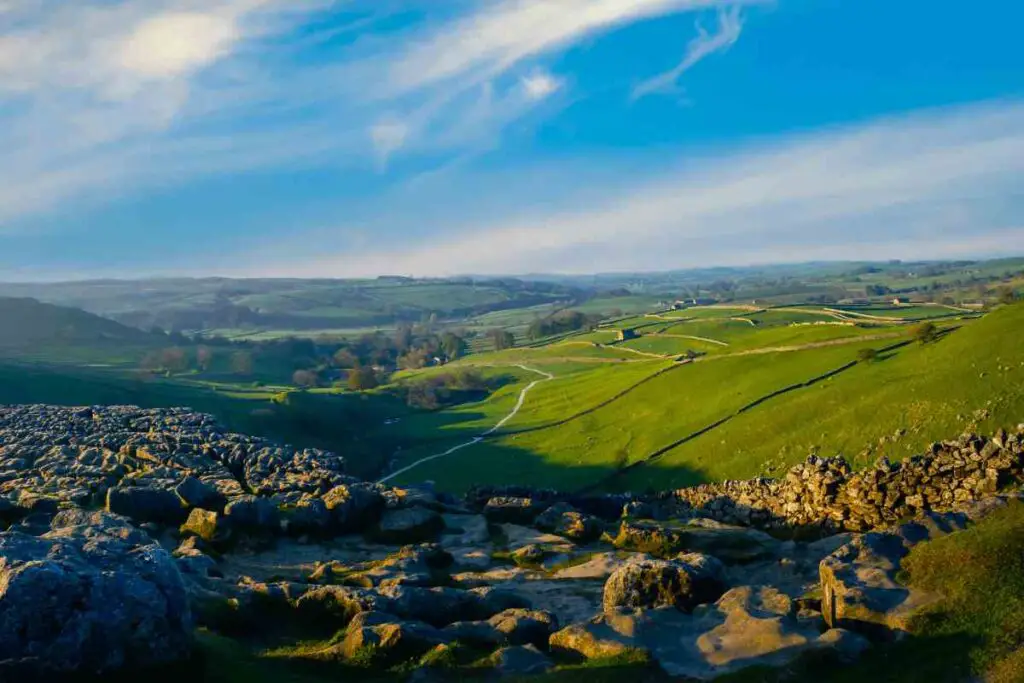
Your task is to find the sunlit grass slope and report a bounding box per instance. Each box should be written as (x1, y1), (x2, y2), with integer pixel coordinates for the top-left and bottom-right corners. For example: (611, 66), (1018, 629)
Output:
(625, 303), (1024, 489)
(391, 339), (886, 491)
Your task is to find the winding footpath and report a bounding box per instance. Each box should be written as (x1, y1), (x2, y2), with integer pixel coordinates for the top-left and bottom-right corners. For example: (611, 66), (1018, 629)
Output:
(377, 365), (555, 484)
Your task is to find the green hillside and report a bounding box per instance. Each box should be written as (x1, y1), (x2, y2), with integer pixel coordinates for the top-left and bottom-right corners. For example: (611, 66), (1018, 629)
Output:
(624, 302), (1024, 489)
(0, 297), (159, 362)
(376, 302), (1021, 493)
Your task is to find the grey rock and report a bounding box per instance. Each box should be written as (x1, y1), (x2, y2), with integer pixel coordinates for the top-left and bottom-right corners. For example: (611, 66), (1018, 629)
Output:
(174, 476), (224, 511)
(603, 554), (725, 613)
(323, 484), (385, 532)
(106, 486), (187, 525)
(487, 608), (559, 648)
(372, 506), (445, 545)
(0, 511), (192, 676)
(483, 496), (544, 524)
(223, 495), (280, 533)
(489, 644), (553, 676)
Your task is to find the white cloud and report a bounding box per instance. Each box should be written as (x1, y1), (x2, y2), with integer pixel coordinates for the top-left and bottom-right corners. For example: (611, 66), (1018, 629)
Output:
(118, 12), (239, 79)
(370, 120), (411, 164)
(238, 100), (1024, 277)
(0, 0), (753, 228)
(382, 0), (761, 97)
(632, 5), (744, 99)
(521, 71), (562, 100)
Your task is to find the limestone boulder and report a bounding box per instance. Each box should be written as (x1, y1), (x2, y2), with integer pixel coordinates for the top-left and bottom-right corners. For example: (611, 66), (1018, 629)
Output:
(483, 496), (545, 524)
(323, 484), (385, 532)
(106, 486), (187, 525)
(613, 519), (779, 562)
(489, 644), (554, 676)
(338, 611), (447, 666)
(535, 503), (603, 542)
(602, 553), (725, 613)
(819, 532), (938, 637)
(641, 586), (869, 679)
(174, 476), (225, 512)
(549, 611), (649, 660)
(371, 506), (445, 545)
(488, 608), (559, 649)
(0, 511), (192, 677)
(223, 495), (280, 534)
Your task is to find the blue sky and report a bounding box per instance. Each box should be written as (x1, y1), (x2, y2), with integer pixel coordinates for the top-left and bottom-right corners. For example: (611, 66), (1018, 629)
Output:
(1, 0), (1022, 280)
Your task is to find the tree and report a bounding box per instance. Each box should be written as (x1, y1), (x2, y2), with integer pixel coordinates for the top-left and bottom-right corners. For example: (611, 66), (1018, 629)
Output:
(348, 366), (379, 391)
(196, 346), (214, 372)
(159, 347), (189, 374)
(231, 350), (255, 376)
(911, 322), (938, 345)
(998, 287), (1019, 305)
(332, 348), (358, 368)
(488, 328), (516, 351)
(399, 348), (429, 370)
(292, 369), (319, 388)
(857, 348), (879, 363)
(394, 325), (413, 353)
(441, 332), (467, 360)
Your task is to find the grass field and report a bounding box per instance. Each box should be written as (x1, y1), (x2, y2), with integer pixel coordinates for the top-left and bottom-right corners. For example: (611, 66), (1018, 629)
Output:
(376, 302), (1022, 493)
(623, 303), (1024, 489)
(386, 338), (888, 491)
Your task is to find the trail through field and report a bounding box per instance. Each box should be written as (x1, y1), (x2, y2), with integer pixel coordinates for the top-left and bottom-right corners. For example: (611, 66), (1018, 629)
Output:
(653, 334), (730, 346)
(611, 345), (674, 359)
(376, 365), (555, 484)
(694, 332), (903, 360)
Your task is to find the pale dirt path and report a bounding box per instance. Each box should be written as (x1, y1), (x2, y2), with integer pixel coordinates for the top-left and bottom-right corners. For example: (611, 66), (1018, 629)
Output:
(693, 332), (903, 361)
(376, 365), (556, 484)
(653, 334), (730, 346)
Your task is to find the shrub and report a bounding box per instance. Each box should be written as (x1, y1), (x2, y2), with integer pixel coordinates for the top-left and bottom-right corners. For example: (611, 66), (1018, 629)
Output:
(857, 348), (879, 363)
(911, 322), (938, 345)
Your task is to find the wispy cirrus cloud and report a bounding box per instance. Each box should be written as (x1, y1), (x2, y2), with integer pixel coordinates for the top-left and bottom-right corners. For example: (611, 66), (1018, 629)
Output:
(230, 100), (1024, 277)
(632, 5), (744, 100)
(0, 0), (755, 228)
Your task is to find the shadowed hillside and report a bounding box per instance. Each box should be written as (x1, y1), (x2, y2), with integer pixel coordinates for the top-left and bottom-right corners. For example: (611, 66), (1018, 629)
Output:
(0, 297), (158, 351)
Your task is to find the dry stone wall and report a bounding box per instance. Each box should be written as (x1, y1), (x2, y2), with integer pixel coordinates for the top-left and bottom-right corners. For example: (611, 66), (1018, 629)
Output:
(662, 426), (1024, 532)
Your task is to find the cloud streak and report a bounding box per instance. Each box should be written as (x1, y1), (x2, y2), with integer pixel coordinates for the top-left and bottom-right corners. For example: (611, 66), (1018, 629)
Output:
(632, 5), (744, 100)
(0, 0), (756, 229)
(235, 100), (1024, 277)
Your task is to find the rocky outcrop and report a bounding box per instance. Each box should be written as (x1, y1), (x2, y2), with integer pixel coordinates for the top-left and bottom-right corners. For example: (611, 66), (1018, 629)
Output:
(1, 405), (1022, 681)
(371, 506), (445, 545)
(666, 428), (1024, 532)
(0, 510), (192, 677)
(602, 554), (725, 613)
(819, 511), (970, 637)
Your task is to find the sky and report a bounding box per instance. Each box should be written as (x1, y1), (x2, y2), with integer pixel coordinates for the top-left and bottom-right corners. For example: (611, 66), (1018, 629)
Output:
(0, 0), (1022, 281)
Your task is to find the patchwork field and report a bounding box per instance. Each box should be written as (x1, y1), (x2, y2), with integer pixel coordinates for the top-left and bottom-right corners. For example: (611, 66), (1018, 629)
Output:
(378, 302), (1021, 493)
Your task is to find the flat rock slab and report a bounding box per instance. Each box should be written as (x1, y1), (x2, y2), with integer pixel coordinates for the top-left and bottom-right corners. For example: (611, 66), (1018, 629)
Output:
(217, 538), (397, 583)
(500, 524), (576, 553)
(554, 585), (864, 680)
(552, 552), (630, 580)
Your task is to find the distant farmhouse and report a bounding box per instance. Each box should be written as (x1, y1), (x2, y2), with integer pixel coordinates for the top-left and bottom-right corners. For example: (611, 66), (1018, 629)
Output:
(892, 297), (911, 305)
(672, 297), (716, 309)
(617, 328), (638, 341)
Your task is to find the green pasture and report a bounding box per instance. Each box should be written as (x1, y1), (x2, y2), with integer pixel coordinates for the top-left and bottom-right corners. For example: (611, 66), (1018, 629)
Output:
(624, 304), (1023, 489)
(388, 340), (884, 491)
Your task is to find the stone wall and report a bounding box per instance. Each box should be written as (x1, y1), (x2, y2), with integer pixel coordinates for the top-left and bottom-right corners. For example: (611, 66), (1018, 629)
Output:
(465, 426), (1024, 533)
(662, 426), (1024, 531)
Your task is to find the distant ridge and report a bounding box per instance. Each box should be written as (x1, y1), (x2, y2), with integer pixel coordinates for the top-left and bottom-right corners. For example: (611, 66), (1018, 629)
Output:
(0, 297), (155, 350)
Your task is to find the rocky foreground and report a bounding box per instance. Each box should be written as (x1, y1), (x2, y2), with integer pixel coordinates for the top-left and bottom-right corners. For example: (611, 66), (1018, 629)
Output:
(1, 405), (1023, 680)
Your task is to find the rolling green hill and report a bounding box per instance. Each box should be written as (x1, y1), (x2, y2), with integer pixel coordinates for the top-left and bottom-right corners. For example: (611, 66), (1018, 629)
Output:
(622, 301), (1024, 490)
(0, 297), (159, 361)
(377, 302), (1021, 493)
(0, 278), (584, 334)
